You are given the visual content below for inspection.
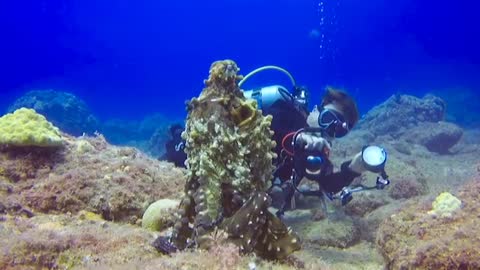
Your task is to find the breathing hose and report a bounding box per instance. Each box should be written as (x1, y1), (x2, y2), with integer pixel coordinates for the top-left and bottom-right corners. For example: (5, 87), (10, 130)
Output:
(238, 65), (297, 88)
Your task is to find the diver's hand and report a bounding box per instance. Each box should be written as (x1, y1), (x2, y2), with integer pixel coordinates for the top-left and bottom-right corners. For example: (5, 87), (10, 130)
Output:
(348, 152), (367, 174)
(295, 132), (331, 153)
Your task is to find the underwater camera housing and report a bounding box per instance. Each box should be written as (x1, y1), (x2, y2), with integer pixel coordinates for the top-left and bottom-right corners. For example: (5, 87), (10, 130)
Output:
(291, 129), (332, 182)
(294, 147), (329, 181)
(362, 145), (387, 174)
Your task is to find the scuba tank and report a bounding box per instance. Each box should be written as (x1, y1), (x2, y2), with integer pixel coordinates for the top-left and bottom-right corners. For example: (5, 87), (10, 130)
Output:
(243, 85), (293, 111)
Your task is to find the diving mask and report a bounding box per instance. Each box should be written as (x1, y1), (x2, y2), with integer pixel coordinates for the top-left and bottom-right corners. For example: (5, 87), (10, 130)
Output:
(318, 108), (349, 138)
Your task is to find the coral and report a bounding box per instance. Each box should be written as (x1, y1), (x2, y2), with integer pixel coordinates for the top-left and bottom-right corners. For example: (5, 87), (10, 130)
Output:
(376, 178), (480, 269)
(142, 199), (179, 231)
(8, 89), (99, 136)
(169, 60), (299, 260)
(0, 108), (64, 147)
(427, 192), (462, 218)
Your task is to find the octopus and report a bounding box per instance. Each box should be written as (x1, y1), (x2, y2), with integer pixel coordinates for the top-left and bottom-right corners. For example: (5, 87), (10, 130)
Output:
(154, 60), (300, 260)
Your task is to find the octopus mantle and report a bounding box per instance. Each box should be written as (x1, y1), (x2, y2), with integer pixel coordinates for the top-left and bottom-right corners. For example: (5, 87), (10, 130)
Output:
(169, 60), (300, 260)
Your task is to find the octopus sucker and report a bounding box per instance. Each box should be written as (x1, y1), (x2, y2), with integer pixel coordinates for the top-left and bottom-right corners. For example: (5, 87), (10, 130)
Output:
(262, 236), (268, 244)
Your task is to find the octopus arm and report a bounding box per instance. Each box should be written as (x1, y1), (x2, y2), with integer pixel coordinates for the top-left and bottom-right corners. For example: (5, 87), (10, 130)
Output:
(221, 191), (301, 260)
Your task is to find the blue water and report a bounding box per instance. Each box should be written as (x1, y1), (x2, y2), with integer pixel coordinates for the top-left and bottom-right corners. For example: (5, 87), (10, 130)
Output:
(1, 0), (479, 123)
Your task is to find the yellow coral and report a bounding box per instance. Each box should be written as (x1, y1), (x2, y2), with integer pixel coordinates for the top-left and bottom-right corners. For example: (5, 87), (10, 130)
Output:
(0, 108), (63, 147)
(428, 192), (462, 218)
(78, 210), (104, 221)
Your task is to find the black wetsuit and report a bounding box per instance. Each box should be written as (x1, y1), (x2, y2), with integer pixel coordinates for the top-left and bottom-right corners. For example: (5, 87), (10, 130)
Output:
(266, 99), (359, 193)
(266, 98), (307, 174)
(160, 133), (187, 168)
(267, 99), (361, 215)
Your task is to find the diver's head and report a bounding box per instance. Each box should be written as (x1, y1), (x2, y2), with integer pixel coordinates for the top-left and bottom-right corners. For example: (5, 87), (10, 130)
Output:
(307, 87), (359, 139)
(293, 86), (310, 112)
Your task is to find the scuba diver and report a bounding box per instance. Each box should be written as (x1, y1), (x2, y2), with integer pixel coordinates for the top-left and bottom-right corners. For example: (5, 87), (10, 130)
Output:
(159, 124), (187, 168)
(271, 88), (389, 217)
(240, 66), (390, 217)
(161, 66), (390, 216)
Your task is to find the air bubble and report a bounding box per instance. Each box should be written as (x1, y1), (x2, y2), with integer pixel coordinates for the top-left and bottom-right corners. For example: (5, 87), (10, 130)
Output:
(317, 0), (340, 61)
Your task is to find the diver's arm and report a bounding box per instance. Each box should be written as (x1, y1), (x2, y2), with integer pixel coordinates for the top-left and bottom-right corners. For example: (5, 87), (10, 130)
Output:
(321, 148), (386, 193)
(319, 160), (360, 193)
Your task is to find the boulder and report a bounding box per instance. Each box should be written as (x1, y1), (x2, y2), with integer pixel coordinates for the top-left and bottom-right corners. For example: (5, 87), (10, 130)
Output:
(357, 94), (446, 138)
(142, 199), (180, 231)
(402, 121), (463, 154)
(299, 215), (359, 248)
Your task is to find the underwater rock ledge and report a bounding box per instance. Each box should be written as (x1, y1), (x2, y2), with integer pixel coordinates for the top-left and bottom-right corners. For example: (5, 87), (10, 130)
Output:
(0, 110), (186, 222)
(376, 177), (480, 269)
